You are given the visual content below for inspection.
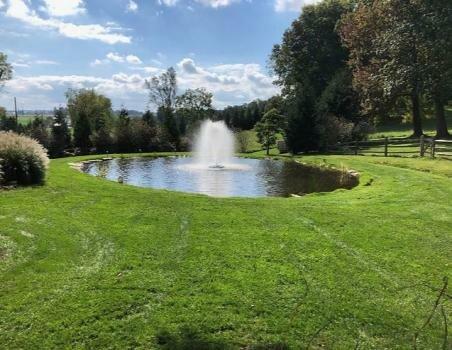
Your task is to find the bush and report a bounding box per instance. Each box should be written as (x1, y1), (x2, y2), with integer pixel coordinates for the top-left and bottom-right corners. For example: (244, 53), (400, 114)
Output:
(0, 131), (49, 186)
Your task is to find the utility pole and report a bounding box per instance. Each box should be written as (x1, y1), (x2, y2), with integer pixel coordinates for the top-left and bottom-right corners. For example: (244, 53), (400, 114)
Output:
(14, 97), (18, 131)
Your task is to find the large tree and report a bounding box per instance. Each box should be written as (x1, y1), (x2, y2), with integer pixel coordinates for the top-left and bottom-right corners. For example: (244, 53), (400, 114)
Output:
(145, 68), (180, 149)
(176, 88), (213, 131)
(417, 0), (452, 138)
(339, 0), (451, 137)
(270, 0), (357, 152)
(66, 89), (113, 131)
(66, 89), (113, 153)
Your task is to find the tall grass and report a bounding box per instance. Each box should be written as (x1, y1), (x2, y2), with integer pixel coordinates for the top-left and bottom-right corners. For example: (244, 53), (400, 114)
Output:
(0, 131), (49, 186)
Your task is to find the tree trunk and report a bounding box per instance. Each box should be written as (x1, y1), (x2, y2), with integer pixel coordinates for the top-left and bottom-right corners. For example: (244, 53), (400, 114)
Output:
(411, 93), (423, 137)
(266, 144), (270, 156)
(434, 97), (450, 139)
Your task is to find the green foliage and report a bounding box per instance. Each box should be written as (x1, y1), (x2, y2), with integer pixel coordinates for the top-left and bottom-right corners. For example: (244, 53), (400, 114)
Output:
(115, 108), (133, 152)
(340, 0), (452, 137)
(0, 52), (13, 90)
(176, 88), (213, 130)
(0, 106), (17, 132)
(215, 99), (270, 130)
(255, 108), (285, 155)
(0, 154), (450, 348)
(24, 116), (51, 149)
(50, 108), (71, 157)
(0, 131), (49, 185)
(271, 0), (358, 152)
(66, 89), (113, 153)
(73, 111), (92, 153)
(142, 110), (156, 128)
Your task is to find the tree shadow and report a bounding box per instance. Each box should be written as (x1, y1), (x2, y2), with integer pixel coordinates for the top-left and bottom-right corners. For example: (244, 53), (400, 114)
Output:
(155, 327), (290, 350)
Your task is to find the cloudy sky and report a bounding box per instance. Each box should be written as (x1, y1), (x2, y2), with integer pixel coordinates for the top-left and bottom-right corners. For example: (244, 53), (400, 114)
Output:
(0, 0), (318, 111)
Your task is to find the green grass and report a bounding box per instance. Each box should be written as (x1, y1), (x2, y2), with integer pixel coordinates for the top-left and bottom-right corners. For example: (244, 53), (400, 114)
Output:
(0, 154), (451, 349)
(369, 107), (452, 139)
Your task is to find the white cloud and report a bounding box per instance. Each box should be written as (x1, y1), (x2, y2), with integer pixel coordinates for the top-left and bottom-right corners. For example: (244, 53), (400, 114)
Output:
(42, 0), (85, 17)
(157, 0), (179, 6)
(0, 0), (5, 9)
(127, 0), (138, 12)
(176, 58), (278, 107)
(106, 52), (125, 63)
(34, 59), (59, 65)
(1, 59), (278, 110)
(11, 59), (59, 68)
(157, 0), (240, 8)
(126, 55), (142, 64)
(92, 52), (143, 66)
(157, 0), (319, 11)
(5, 0), (131, 44)
(194, 0), (240, 8)
(274, 0), (321, 12)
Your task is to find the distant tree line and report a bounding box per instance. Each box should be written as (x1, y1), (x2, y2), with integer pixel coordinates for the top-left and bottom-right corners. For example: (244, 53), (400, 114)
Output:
(212, 96), (283, 131)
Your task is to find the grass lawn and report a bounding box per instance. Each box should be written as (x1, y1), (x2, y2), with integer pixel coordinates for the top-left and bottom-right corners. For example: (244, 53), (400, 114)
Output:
(0, 154), (451, 349)
(369, 107), (452, 139)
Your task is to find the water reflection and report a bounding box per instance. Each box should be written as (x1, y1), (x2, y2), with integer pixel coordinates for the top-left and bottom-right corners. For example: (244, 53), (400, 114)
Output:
(82, 157), (358, 198)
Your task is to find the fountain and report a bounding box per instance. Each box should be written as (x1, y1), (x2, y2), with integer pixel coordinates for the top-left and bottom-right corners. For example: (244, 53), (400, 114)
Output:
(193, 120), (235, 169)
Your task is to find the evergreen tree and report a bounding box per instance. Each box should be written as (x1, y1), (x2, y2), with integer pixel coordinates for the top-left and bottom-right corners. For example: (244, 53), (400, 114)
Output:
(50, 108), (71, 157)
(90, 112), (113, 153)
(115, 107), (133, 152)
(73, 111), (91, 154)
(142, 110), (156, 128)
(27, 116), (50, 149)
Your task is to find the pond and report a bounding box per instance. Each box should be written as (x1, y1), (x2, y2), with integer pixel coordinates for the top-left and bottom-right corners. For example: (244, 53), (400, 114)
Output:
(81, 157), (358, 198)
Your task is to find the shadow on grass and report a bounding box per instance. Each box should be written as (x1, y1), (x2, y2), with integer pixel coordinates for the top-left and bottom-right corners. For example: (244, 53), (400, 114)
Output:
(155, 327), (290, 350)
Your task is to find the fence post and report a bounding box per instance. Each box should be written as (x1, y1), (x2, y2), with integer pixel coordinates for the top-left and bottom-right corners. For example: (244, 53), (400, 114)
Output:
(420, 135), (425, 157)
(354, 141), (359, 155)
(431, 139), (436, 158)
(384, 137), (388, 157)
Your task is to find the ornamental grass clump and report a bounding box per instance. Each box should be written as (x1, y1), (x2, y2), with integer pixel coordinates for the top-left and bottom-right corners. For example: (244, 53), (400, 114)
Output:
(0, 131), (49, 186)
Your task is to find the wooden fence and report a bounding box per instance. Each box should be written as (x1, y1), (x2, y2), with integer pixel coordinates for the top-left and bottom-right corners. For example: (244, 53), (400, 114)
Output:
(331, 136), (452, 159)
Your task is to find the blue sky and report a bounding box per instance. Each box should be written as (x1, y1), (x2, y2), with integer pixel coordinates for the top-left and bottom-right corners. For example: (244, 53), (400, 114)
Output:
(0, 0), (317, 111)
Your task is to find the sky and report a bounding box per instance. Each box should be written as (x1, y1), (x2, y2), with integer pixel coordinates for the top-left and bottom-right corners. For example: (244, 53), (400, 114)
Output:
(0, 0), (319, 111)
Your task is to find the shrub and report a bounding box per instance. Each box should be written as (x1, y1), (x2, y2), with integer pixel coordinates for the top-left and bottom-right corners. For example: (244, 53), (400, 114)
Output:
(0, 131), (49, 186)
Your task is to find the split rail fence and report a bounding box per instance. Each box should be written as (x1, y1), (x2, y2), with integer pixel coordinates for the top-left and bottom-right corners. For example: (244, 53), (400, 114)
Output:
(330, 136), (452, 159)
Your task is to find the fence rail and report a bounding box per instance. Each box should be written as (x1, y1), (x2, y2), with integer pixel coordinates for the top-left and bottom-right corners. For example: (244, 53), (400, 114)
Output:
(331, 136), (452, 159)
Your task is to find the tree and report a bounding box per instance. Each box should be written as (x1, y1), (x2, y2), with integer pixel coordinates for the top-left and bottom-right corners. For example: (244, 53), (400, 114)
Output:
(255, 109), (285, 155)
(146, 67), (177, 110)
(50, 108), (71, 157)
(0, 107), (17, 131)
(66, 89), (113, 129)
(176, 88), (213, 131)
(417, 0), (452, 138)
(145, 68), (181, 149)
(65, 89), (113, 153)
(25, 116), (51, 149)
(340, 0), (428, 137)
(0, 53), (13, 91)
(73, 111), (91, 154)
(270, 0), (356, 152)
(115, 107), (132, 152)
(90, 113), (113, 153)
(142, 110), (156, 128)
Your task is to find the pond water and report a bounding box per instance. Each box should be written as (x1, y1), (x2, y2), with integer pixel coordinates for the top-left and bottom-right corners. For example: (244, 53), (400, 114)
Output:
(81, 157), (358, 198)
